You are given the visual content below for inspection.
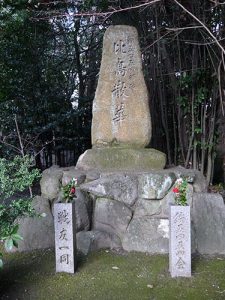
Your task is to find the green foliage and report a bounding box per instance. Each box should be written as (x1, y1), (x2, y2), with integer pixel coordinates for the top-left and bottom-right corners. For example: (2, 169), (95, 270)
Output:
(61, 178), (77, 203)
(0, 155), (40, 268)
(173, 178), (188, 206)
(0, 199), (38, 268)
(0, 155), (40, 200)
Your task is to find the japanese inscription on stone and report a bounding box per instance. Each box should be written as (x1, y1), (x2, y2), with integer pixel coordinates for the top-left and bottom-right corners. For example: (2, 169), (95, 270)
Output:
(54, 203), (77, 273)
(169, 205), (191, 277)
(112, 37), (136, 127)
(91, 25), (152, 148)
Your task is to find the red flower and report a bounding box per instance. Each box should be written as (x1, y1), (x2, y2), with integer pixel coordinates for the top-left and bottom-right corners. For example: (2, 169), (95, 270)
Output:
(70, 187), (76, 194)
(172, 187), (179, 193)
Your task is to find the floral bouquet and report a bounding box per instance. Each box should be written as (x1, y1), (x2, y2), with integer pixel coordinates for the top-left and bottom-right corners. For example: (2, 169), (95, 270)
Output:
(172, 177), (188, 206)
(61, 178), (77, 203)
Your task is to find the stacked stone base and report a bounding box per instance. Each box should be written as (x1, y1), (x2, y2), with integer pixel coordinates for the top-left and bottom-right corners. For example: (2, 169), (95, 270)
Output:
(15, 165), (225, 256)
(76, 147), (166, 171)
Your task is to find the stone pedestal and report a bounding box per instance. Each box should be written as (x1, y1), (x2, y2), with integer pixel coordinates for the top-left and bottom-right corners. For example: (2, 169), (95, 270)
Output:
(169, 205), (191, 277)
(54, 203), (77, 273)
(76, 148), (166, 171)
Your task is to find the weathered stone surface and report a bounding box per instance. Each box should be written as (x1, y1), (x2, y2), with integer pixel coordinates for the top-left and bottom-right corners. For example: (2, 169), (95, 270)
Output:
(54, 203), (77, 273)
(138, 173), (176, 199)
(62, 168), (86, 186)
(17, 196), (54, 251)
(76, 148), (166, 171)
(93, 198), (132, 239)
(74, 189), (90, 232)
(85, 170), (100, 182)
(40, 165), (63, 201)
(169, 206), (191, 277)
(76, 230), (121, 255)
(92, 25), (151, 148)
(122, 217), (169, 253)
(192, 193), (225, 254)
(134, 199), (162, 217)
(169, 166), (207, 192)
(80, 174), (138, 207)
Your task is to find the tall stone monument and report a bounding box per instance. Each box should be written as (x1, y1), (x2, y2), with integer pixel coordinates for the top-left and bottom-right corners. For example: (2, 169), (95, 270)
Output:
(77, 25), (166, 171)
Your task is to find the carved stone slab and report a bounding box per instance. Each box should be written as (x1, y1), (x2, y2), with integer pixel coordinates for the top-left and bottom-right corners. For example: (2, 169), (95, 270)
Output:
(54, 203), (77, 273)
(169, 205), (191, 277)
(92, 25), (151, 148)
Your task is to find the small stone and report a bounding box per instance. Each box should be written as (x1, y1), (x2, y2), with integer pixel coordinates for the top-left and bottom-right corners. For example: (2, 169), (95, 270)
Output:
(147, 284), (153, 288)
(112, 266), (119, 270)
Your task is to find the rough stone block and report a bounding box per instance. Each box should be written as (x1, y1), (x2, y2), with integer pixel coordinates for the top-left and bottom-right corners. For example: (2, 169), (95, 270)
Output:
(80, 174), (138, 207)
(192, 193), (225, 254)
(76, 230), (121, 255)
(122, 217), (169, 253)
(40, 166), (63, 200)
(76, 148), (166, 171)
(138, 173), (176, 199)
(134, 199), (162, 217)
(93, 198), (132, 239)
(17, 196), (54, 251)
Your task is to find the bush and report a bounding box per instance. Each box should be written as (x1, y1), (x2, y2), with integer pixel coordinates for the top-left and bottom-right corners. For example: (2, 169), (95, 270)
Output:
(0, 155), (41, 268)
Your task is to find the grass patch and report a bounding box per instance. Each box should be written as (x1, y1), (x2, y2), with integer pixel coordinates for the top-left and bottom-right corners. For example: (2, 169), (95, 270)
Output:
(0, 249), (225, 300)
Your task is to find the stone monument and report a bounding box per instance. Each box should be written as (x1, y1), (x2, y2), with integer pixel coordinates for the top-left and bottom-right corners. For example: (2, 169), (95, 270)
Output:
(77, 25), (166, 171)
(169, 205), (191, 277)
(54, 203), (77, 273)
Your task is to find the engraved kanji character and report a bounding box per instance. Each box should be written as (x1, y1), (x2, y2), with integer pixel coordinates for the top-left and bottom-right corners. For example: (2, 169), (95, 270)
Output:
(59, 246), (69, 250)
(58, 210), (70, 224)
(127, 37), (135, 52)
(174, 212), (186, 224)
(112, 80), (128, 98)
(176, 249), (185, 256)
(114, 40), (127, 54)
(116, 58), (127, 77)
(59, 228), (68, 241)
(113, 103), (126, 123)
(60, 254), (69, 264)
(176, 257), (186, 270)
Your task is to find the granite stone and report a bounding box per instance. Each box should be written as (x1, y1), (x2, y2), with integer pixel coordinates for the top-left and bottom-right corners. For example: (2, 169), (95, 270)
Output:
(91, 25), (151, 148)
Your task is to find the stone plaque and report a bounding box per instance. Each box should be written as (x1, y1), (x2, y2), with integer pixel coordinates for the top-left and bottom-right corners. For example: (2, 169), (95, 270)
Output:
(92, 25), (151, 148)
(169, 205), (191, 277)
(54, 203), (77, 273)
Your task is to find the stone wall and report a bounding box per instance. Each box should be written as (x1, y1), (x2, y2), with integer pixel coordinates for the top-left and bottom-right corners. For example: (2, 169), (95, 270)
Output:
(15, 165), (225, 256)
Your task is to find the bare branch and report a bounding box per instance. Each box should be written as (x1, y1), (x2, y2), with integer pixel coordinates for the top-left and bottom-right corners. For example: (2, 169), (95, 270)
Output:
(31, 0), (161, 20)
(173, 0), (225, 55)
(166, 25), (203, 31)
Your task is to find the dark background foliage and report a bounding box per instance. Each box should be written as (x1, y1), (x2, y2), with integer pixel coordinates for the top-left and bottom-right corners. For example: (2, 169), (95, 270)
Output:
(0, 0), (224, 185)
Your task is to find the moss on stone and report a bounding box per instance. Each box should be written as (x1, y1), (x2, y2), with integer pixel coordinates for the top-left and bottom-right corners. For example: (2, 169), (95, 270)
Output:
(1, 248), (225, 300)
(77, 148), (166, 171)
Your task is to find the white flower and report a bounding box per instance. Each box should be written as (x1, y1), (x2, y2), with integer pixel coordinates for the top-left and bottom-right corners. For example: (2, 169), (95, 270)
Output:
(72, 178), (78, 185)
(176, 178), (183, 185)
